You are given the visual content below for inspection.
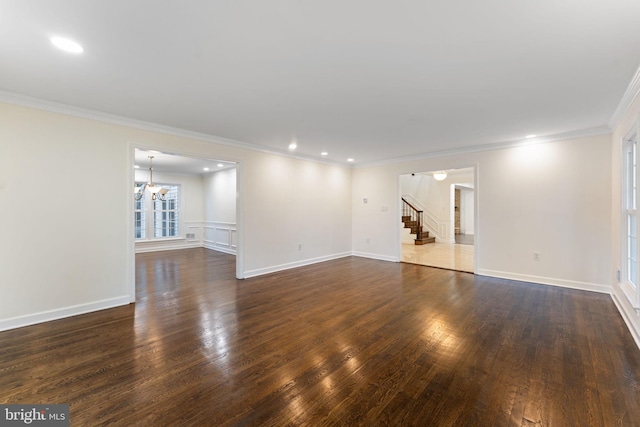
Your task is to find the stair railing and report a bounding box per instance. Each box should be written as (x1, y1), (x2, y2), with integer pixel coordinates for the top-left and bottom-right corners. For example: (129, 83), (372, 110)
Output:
(401, 197), (424, 240)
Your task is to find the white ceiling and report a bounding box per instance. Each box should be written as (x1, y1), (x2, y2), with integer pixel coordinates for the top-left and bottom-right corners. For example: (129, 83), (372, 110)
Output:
(134, 149), (235, 175)
(1, 1), (640, 165)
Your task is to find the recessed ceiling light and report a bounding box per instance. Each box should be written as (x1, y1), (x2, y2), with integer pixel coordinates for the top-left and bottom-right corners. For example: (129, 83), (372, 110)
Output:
(321, 152), (328, 156)
(203, 167), (210, 171)
(217, 163), (224, 168)
(347, 158), (354, 162)
(525, 134), (537, 139)
(134, 165), (140, 169)
(288, 142), (297, 150)
(50, 36), (83, 54)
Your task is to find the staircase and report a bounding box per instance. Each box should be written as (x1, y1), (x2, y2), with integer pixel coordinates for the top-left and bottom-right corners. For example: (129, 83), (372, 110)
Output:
(402, 198), (436, 245)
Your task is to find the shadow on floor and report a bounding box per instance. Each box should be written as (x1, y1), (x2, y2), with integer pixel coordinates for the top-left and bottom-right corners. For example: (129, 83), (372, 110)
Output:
(455, 234), (474, 245)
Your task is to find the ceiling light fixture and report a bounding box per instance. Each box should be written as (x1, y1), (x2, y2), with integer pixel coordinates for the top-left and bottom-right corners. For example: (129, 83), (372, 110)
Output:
(50, 36), (84, 54)
(203, 167), (210, 171)
(321, 152), (328, 156)
(433, 171), (447, 181)
(347, 158), (354, 162)
(525, 134), (537, 139)
(134, 156), (168, 201)
(217, 163), (224, 168)
(289, 142), (297, 150)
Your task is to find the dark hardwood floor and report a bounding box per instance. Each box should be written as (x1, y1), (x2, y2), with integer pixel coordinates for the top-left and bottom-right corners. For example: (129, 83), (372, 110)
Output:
(1, 248), (639, 426)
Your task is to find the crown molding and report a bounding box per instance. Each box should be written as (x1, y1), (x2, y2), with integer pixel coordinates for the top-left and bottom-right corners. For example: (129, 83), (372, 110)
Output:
(0, 90), (348, 168)
(354, 126), (611, 169)
(609, 64), (640, 129)
(0, 89), (616, 170)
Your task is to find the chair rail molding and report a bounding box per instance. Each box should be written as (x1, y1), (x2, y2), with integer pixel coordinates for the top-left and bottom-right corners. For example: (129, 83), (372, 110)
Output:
(203, 221), (237, 255)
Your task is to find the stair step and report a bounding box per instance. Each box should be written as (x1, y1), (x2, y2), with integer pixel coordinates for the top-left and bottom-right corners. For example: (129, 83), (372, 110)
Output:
(414, 236), (436, 245)
(404, 221), (417, 228)
(410, 228), (429, 237)
(401, 216), (411, 222)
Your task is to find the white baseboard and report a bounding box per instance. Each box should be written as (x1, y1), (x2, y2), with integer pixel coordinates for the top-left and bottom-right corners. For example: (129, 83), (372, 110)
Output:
(0, 296), (130, 332)
(203, 242), (237, 255)
(477, 269), (610, 294)
(135, 241), (201, 253)
(243, 252), (352, 278)
(611, 290), (640, 350)
(351, 251), (397, 262)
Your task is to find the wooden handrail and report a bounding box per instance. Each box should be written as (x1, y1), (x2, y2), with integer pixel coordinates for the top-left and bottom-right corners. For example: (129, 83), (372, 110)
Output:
(401, 197), (423, 214)
(402, 197), (424, 240)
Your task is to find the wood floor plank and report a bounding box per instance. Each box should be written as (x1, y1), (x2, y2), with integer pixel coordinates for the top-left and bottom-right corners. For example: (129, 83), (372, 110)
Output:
(1, 248), (639, 426)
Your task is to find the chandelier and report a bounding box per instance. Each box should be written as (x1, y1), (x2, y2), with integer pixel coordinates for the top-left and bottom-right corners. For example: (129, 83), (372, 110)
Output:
(135, 156), (168, 201)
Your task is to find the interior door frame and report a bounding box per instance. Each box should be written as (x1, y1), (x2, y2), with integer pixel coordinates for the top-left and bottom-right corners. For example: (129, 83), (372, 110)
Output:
(396, 163), (479, 274)
(126, 142), (243, 303)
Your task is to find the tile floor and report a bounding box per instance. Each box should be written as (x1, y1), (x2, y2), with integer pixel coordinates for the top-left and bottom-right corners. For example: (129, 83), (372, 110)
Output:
(401, 241), (474, 273)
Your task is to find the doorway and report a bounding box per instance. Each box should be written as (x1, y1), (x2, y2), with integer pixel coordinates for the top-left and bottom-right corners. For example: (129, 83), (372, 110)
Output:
(454, 184), (474, 245)
(129, 147), (240, 302)
(400, 167), (475, 273)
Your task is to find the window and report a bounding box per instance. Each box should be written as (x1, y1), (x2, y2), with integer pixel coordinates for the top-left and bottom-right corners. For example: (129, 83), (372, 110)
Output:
(135, 183), (180, 240)
(623, 129), (640, 308)
(154, 185), (179, 237)
(135, 190), (146, 239)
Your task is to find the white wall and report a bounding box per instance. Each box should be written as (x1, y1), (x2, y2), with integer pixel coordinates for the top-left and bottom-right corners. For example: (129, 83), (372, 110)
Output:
(611, 84), (640, 348)
(0, 102), (352, 330)
(354, 134), (612, 292)
(203, 168), (236, 223)
(203, 168), (237, 254)
(0, 98), (621, 339)
(0, 104), (131, 327)
(460, 187), (474, 235)
(243, 155), (352, 276)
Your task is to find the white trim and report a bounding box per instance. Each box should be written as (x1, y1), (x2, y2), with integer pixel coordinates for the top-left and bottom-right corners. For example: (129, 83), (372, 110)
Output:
(477, 269), (610, 294)
(136, 236), (185, 243)
(395, 174), (403, 262)
(243, 252), (352, 278)
(235, 162), (244, 279)
(0, 91), (612, 170)
(609, 64), (640, 129)
(0, 90), (346, 168)
(127, 143), (136, 303)
(473, 164), (480, 275)
(620, 124), (640, 309)
(0, 296), (130, 332)
(203, 221), (237, 255)
(355, 127), (611, 169)
(619, 280), (640, 311)
(352, 252), (398, 263)
(204, 244), (237, 256)
(611, 291), (640, 350)
(135, 241), (201, 253)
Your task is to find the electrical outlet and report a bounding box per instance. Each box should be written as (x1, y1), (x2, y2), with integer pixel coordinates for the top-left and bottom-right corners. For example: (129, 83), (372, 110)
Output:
(533, 252), (541, 262)
(298, 243), (302, 251)
(617, 268), (621, 282)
